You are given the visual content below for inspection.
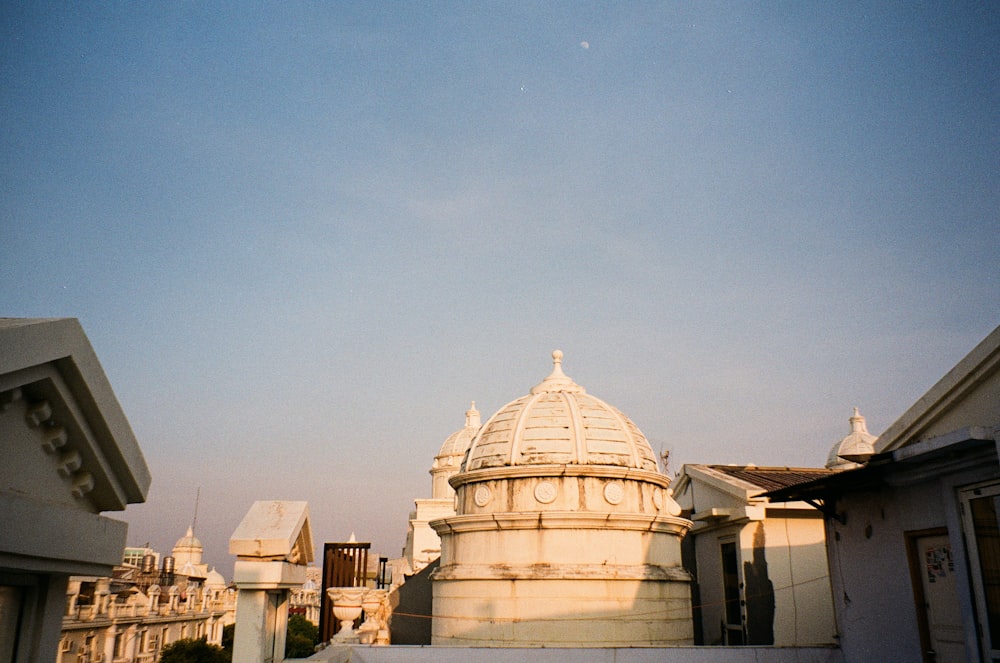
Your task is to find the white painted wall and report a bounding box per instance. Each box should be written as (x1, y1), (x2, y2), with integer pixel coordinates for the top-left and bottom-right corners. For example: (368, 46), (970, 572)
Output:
(826, 454), (995, 663)
(761, 513), (836, 645)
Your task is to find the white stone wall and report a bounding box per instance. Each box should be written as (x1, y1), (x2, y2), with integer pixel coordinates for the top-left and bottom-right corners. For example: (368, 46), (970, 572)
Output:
(432, 578), (692, 647)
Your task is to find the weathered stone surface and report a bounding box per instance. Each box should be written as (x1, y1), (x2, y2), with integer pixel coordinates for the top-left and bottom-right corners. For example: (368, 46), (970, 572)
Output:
(431, 352), (693, 647)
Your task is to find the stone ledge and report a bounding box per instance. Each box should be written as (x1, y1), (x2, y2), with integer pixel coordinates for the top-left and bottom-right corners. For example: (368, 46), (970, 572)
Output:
(431, 563), (692, 582)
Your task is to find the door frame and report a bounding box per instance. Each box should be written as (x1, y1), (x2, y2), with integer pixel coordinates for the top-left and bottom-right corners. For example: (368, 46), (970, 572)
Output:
(905, 527), (950, 663)
(959, 480), (1000, 662)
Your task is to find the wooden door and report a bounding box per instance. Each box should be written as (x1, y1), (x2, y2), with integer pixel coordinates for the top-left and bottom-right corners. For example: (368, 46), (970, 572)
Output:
(908, 531), (967, 662)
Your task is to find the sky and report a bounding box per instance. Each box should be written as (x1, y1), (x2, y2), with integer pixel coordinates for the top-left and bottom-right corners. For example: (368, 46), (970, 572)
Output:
(2, 3), (998, 581)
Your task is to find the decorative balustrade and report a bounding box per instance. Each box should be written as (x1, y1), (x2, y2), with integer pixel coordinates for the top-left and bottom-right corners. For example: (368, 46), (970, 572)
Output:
(325, 587), (392, 646)
(65, 596), (237, 624)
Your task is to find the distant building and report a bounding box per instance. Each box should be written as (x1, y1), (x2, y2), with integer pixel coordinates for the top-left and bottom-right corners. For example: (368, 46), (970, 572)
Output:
(401, 402), (481, 575)
(122, 547), (159, 570)
(59, 532), (235, 662)
(289, 568), (322, 625)
(172, 526), (210, 579)
(673, 463), (838, 646)
(0, 318), (150, 662)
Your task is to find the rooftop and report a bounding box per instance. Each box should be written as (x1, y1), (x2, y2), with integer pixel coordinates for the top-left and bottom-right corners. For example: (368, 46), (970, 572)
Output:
(708, 465), (840, 493)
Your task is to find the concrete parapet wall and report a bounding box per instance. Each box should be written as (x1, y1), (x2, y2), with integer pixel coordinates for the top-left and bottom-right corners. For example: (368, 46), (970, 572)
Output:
(299, 645), (843, 663)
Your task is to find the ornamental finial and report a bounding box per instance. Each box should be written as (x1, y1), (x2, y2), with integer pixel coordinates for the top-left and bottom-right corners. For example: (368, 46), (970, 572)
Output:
(531, 349), (584, 394)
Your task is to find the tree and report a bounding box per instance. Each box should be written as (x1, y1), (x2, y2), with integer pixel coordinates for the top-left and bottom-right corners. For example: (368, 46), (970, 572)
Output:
(159, 637), (231, 663)
(285, 613), (319, 658)
(221, 623), (235, 654)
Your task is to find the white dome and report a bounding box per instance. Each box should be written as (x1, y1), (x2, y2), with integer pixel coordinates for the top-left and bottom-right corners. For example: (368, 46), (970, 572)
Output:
(174, 526), (202, 552)
(436, 402), (481, 461)
(826, 408), (877, 469)
(205, 567), (226, 588)
(463, 351), (659, 472)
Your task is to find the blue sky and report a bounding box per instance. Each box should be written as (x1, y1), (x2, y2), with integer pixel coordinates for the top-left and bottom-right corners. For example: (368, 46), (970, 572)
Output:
(3, 3), (998, 579)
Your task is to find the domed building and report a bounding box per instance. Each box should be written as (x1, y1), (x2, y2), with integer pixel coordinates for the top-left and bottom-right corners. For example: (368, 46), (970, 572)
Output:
(431, 402), (482, 500)
(429, 351), (694, 646)
(402, 403), (482, 574)
(172, 526), (209, 579)
(825, 407), (877, 470)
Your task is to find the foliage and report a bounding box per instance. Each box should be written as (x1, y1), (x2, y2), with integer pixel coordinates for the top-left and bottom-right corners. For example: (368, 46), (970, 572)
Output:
(285, 613), (319, 658)
(159, 637), (231, 663)
(221, 623), (235, 653)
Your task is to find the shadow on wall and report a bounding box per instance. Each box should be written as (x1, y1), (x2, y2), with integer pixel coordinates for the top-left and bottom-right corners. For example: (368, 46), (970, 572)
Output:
(743, 522), (775, 646)
(389, 558), (438, 645)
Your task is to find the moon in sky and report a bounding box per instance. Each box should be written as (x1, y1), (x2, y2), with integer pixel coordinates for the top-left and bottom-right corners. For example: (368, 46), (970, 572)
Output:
(580, 41), (590, 49)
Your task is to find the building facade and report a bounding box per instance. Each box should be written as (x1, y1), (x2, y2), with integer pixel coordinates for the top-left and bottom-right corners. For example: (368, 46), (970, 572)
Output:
(767, 323), (1000, 662)
(674, 463), (838, 646)
(401, 403), (481, 576)
(59, 532), (235, 662)
(0, 318), (151, 662)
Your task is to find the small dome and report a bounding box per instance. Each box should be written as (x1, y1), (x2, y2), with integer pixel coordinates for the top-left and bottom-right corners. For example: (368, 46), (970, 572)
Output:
(464, 351), (659, 472)
(826, 408), (878, 469)
(436, 402), (481, 461)
(205, 567), (226, 588)
(174, 526), (202, 552)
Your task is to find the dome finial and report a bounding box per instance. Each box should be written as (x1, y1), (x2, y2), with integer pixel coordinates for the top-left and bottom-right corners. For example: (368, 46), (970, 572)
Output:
(849, 407), (868, 434)
(551, 349), (564, 375)
(466, 401), (481, 428)
(531, 349), (584, 394)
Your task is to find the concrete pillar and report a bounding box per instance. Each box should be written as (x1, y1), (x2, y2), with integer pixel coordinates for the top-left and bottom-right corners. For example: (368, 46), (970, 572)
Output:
(124, 624), (137, 660)
(103, 624), (117, 662)
(229, 500), (314, 663)
(147, 586), (160, 615)
(232, 561), (303, 663)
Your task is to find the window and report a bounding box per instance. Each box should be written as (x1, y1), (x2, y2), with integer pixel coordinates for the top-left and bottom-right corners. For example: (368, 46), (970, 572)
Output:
(961, 481), (1000, 661)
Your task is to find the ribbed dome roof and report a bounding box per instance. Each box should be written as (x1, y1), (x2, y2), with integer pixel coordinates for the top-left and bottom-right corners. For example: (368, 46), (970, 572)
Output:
(463, 351), (659, 472)
(436, 402), (481, 460)
(825, 407), (878, 469)
(174, 526), (202, 551)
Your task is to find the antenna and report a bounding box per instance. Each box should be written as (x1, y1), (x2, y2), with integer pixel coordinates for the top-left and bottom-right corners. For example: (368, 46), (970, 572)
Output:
(192, 486), (201, 537)
(659, 447), (670, 474)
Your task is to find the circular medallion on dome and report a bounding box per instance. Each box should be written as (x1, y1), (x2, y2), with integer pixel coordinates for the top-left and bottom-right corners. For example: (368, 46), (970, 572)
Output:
(534, 481), (558, 504)
(604, 481), (625, 505)
(474, 485), (492, 507)
(653, 488), (664, 510)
